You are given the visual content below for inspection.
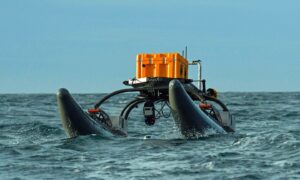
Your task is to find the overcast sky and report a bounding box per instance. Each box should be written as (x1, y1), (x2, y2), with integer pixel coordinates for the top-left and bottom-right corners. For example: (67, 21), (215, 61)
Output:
(0, 0), (299, 93)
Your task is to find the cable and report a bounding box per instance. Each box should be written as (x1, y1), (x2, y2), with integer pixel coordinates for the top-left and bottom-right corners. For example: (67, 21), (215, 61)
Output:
(154, 100), (171, 119)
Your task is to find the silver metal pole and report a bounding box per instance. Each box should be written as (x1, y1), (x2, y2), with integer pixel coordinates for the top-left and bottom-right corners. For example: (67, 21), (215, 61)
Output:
(189, 60), (202, 90)
(198, 61), (202, 90)
(185, 46), (187, 59)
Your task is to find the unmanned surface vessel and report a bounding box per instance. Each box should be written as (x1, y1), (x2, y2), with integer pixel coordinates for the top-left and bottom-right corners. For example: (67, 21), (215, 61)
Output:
(57, 51), (235, 138)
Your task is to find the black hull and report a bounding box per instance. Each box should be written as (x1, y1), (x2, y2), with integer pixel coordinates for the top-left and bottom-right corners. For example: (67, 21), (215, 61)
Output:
(57, 88), (126, 138)
(57, 80), (230, 138)
(169, 80), (226, 137)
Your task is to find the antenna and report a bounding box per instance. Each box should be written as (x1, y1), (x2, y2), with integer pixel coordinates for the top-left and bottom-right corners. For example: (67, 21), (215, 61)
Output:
(182, 46), (188, 59)
(185, 46), (187, 59)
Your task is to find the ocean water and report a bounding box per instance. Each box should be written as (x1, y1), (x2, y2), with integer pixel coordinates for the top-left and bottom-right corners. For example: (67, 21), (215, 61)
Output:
(0, 92), (299, 179)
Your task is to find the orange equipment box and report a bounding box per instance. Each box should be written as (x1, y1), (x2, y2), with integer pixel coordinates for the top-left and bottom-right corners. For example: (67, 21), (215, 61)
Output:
(136, 53), (189, 79)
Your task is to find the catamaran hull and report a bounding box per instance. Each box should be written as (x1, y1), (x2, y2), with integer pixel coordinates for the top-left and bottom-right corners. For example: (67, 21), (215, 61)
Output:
(168, 80), (226, 137)
(57, 88), (125, 138)
(57, 80), (228, 138)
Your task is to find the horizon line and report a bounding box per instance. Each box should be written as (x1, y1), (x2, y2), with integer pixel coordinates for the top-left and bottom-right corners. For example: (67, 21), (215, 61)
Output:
(1, 90), (299, 95)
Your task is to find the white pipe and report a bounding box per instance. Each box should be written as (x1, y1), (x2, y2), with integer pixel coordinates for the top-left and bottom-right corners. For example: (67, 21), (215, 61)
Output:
(189, 60), (202, 90)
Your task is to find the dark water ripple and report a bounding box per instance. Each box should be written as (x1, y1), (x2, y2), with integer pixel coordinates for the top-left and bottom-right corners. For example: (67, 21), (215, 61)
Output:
(0, 93), (299, 179)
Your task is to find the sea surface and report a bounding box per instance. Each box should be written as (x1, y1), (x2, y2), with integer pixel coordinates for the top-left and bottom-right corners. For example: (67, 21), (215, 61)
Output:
(0, 92), (299, 179)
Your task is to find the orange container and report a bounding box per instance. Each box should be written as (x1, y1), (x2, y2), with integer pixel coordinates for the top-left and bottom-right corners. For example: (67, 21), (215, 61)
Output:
(136, 53), (189, 79)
